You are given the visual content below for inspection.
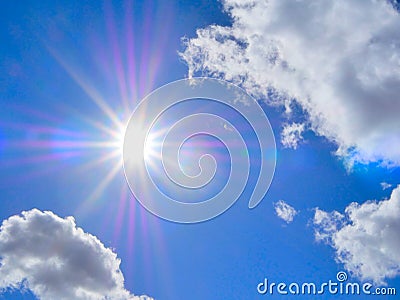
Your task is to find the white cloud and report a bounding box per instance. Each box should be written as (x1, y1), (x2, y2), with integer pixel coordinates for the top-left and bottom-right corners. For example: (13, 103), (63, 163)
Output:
(281, 122), (305, 149)
(0, 209), (153, 300)
(274, 200), (298, 223)
(180, 0), (400, 166)
(313, 208), (344, 243)
(381, 182), (393, 190)
(313, 186), (400, 284)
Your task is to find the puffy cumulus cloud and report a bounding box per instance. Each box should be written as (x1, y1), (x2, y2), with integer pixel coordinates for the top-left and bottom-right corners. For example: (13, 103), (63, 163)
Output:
(274, 200), (298, 223)
(281, 122), (305, 149)
(313, 186), (400, 284)
(180, 0), (400, 166)
(0, 209), (153, 300)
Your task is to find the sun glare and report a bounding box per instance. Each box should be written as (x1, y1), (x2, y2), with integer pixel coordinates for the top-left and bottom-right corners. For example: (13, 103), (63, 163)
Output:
(114, 123), (127, 159)
(143, 129), (165, 167)
(1, 1), (174, 286)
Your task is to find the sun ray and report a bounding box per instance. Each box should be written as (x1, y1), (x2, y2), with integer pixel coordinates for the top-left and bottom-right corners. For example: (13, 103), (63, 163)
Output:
(125, 0), (138, 110)
(104, 1), (132, 114)
(75, 161), (122, 217)
(112, 183), (129, 245)
(1, 4), (176, 282)
(47, 47), (124, 130)
(60, 106), (125, 140)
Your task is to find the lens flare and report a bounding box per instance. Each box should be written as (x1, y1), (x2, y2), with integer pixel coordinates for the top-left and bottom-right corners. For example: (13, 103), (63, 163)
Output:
(123, 78), (277, 223)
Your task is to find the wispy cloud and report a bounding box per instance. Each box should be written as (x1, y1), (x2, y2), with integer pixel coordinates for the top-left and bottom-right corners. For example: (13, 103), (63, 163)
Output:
(274, 200), (298, 223)
(0, 209), (153, 300)
(381, 182), (393, 190)
(181, 0), (400, 166)
(313, 186), (400, 284)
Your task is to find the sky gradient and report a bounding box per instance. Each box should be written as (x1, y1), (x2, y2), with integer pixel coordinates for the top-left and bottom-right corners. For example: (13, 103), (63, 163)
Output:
(1, 1), (400, 299)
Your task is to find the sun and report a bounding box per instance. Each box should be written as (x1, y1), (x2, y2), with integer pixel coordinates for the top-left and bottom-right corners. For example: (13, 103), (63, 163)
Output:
(113, 123), (127, 160)
(144, 130), (163, 163)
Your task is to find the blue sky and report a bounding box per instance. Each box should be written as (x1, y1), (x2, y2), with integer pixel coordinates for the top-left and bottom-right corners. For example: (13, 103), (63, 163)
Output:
(1, 0), (400, 299)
